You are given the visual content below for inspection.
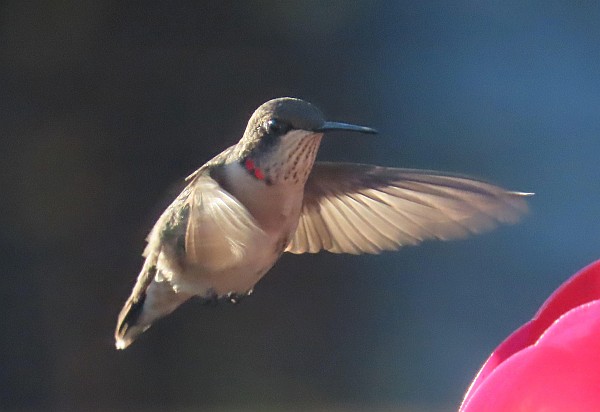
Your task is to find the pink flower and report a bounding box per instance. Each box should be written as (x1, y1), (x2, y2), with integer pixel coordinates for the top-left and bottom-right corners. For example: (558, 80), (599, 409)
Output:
(460, 260), (600, 411)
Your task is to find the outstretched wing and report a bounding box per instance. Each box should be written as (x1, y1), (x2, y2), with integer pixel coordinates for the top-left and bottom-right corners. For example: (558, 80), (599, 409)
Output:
(285, 162), (531, 255)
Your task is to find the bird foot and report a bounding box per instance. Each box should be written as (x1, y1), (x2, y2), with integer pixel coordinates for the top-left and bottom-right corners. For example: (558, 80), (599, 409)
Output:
(226, 289), (253, 304)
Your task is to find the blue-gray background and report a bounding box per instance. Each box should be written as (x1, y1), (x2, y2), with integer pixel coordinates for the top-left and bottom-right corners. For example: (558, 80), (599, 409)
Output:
(2, 1), (600, 410)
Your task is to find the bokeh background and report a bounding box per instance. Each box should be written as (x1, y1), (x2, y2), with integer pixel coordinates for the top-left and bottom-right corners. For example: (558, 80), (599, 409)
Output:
(2, 1), (600, 411)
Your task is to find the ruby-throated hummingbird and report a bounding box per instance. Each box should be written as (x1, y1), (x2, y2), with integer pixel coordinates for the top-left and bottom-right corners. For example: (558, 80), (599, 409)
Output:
(115, 97), (530, 349)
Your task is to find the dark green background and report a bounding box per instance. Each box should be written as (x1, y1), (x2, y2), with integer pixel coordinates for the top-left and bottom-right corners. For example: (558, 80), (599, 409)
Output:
(2, 1), (600, 410)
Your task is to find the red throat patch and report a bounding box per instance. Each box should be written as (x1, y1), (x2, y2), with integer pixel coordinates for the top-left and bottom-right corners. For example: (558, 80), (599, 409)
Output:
(244, 158), (265, 181)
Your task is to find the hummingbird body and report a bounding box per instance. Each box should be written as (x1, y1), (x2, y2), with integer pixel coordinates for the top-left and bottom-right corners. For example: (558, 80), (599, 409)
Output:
(115, 97), (530, 349)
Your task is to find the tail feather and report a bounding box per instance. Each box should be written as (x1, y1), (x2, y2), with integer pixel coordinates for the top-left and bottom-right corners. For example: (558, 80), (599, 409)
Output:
(115, 268), (191, 350)
(115, 294), (149, 350)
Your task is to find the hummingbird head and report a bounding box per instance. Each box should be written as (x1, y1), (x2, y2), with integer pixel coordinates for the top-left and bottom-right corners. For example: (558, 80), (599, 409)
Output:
(233, 97), (377, 185)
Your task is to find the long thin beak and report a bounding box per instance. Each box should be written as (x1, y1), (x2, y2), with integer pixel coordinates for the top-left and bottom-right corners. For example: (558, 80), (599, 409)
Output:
(315, 121), (378, 134)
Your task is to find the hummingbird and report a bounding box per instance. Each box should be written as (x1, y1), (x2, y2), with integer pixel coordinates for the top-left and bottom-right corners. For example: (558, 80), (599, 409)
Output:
(115, 97), (530, 349)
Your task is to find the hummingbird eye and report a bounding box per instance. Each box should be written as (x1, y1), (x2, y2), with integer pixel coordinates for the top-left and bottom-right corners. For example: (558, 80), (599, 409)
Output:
(264, 118), (290, 136)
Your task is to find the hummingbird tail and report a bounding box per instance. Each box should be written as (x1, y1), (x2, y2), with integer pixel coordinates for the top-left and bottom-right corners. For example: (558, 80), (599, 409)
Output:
(115, 276), (191, 350)
(115, 295), (148, 350)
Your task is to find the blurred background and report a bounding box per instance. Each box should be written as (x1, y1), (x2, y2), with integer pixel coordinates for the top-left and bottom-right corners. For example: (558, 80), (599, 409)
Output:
(2, 1), (600, 411)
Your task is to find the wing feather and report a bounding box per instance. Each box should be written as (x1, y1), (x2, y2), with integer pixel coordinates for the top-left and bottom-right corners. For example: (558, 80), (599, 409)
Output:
(285, 162), (531, 255)
(185, 175), (267, 271)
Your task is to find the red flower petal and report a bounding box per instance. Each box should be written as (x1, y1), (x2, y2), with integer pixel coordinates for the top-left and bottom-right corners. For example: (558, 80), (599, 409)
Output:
(461, 300), (600, 411)
(461, 259), (600, 410)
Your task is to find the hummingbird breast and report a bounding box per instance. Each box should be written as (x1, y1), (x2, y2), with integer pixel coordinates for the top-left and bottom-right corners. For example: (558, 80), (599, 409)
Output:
(218, 161), (306, 236)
